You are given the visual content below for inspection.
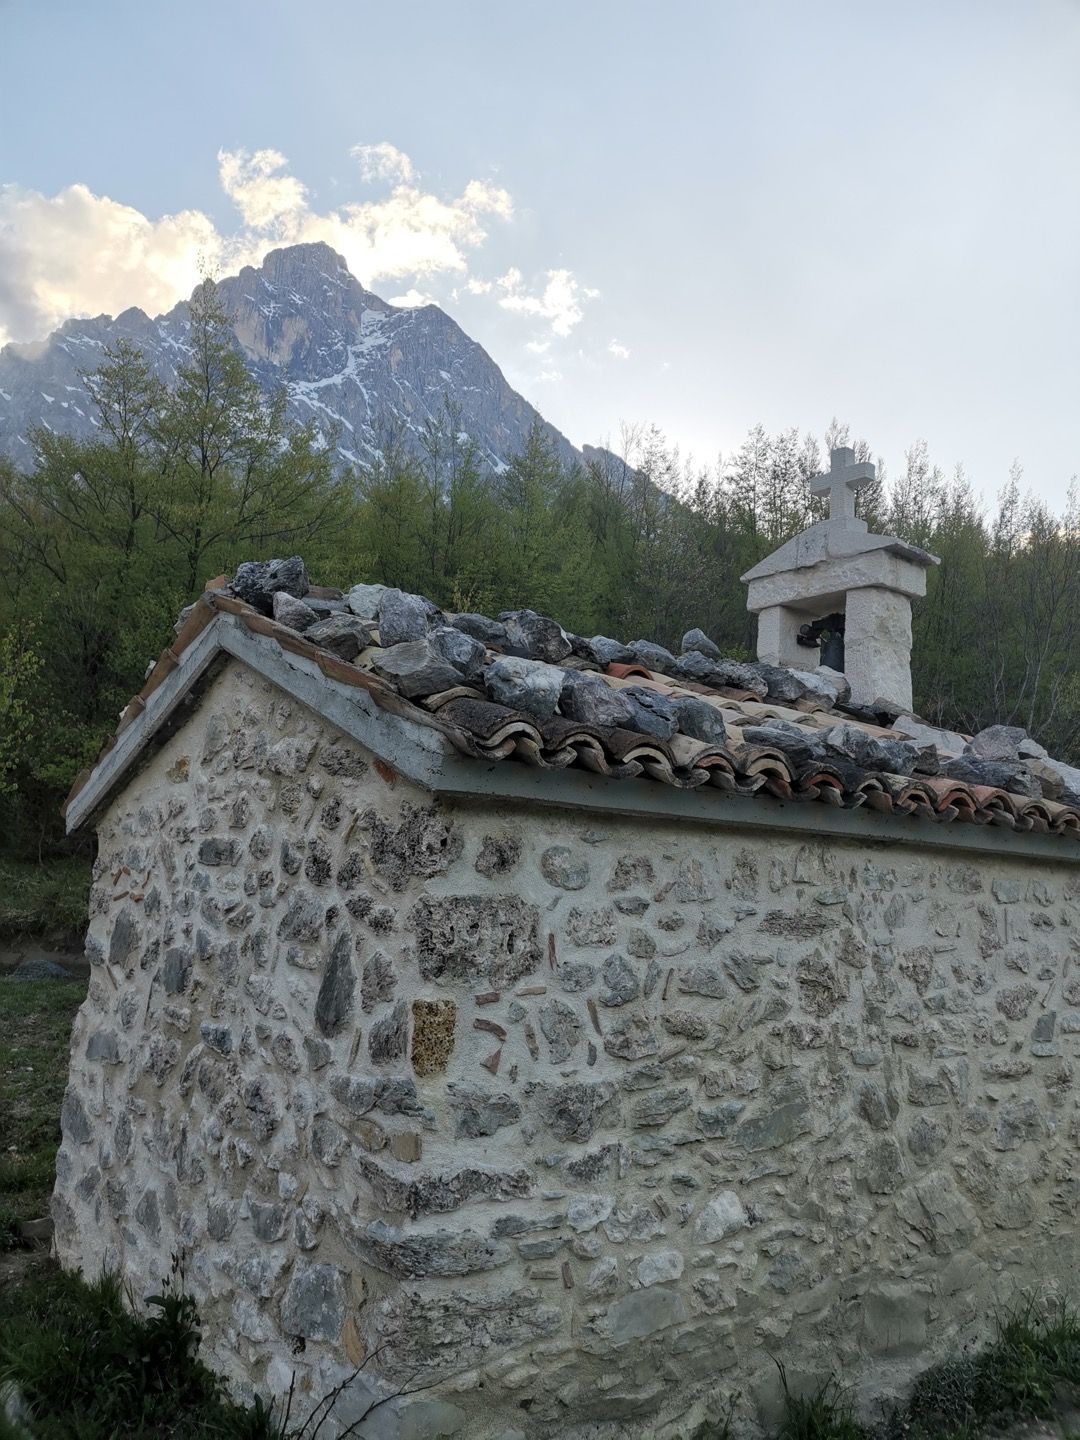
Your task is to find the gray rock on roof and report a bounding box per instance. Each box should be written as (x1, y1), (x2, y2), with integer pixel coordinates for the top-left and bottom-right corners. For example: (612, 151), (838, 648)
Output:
(305, 615), (375, 662)
(378, 589), (440, 647)
(230, 556), (308, 613)
(486, 655), (565, 720)
(370, 641), (468, 699)
(681, 628), (721, 660)
(500, 610), (573, 665)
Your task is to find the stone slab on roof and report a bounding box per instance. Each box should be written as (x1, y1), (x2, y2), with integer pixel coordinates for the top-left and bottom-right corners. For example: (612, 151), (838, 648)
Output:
(63, 564), (1080, 856)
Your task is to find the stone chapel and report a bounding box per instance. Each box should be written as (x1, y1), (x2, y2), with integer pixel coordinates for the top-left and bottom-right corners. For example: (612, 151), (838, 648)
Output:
(56, 451), (1080, 1438)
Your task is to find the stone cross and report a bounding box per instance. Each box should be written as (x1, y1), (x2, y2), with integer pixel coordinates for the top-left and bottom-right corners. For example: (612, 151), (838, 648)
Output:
(810, 446), (876, 523)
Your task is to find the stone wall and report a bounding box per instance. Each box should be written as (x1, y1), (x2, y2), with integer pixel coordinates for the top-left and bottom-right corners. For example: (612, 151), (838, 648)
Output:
(55, 660), (1080, 1438)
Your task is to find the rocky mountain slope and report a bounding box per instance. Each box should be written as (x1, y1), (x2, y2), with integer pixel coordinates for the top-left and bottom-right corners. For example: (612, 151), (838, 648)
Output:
(0, 242), (584, 473)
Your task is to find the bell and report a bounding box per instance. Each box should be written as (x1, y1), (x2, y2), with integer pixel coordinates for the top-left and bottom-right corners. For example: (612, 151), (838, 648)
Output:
(821, 628), (845, 672)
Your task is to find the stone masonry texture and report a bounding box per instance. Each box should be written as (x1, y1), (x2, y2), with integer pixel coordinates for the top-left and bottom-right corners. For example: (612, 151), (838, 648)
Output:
(55, 660), (1080, 1438)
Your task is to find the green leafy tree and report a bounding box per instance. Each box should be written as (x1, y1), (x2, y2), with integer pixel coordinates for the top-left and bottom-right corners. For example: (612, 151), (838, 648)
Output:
(0, 628), (41, 800)
(150, 280), (348, 590)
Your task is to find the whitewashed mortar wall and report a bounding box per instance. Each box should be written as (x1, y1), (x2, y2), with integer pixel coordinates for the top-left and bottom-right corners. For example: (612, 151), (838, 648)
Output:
(55, 661), (1080, 1439)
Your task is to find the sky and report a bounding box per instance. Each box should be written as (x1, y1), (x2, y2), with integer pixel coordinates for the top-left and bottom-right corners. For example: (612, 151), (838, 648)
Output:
(2, 0), (1080, 504)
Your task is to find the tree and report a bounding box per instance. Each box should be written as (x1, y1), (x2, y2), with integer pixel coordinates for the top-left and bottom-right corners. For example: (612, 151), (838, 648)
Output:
(6, 357), (1080, 866)
(0, 290), (361, 859)
(151, 280), (348, 591)
(0, 628), (41, 800)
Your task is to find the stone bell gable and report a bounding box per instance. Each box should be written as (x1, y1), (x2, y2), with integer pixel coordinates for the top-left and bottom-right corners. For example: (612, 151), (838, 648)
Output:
(742, 447), (939, 712)
(55, 563), (1080, 1439)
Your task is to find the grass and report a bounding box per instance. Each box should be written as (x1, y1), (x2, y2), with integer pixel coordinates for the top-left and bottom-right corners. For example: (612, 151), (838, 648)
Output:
(894, 1296), (1080, 1437)
(0, 1259), (419, 1439)
(0, 1261), (288, 1439)
(775, 1368), (865, 1440)
(0, 854), (91, 943)
(740, 1299), (1080, 1439)
(0, 977), (86, 1238)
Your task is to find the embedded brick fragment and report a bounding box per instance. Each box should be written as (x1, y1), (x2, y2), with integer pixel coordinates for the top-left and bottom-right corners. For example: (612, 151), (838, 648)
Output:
(411, 999), (457, 1077)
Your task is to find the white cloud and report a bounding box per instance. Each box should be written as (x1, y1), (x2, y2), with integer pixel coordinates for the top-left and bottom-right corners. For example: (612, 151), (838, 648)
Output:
(0, 145), (516, 344)
(218, 147), (307, 229)
(535, 367), (563, 383)
(349, 141), (415, 186)
(0, 182), (225, 346)
(525, 338), (551, 354)
(388, 288), (435, 308)
(608, 338), (630, 359)
(496, 267), (598, 338)
(461, 180), (513, 222)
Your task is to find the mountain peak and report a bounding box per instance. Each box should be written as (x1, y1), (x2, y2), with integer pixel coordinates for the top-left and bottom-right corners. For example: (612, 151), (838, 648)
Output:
(0, 246), (584, 475)
(258, 240), (351, 278)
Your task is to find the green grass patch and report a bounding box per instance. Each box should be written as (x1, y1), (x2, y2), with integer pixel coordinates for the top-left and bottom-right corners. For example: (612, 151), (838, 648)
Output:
(748, 1297), (1080, 1440)
(0, 1260), (425, 1439)
(0, 1262), (288, 1438)
(896, 1296), (1080, 1437)
(0, 977), (86, 1236)
(0, 855), (91, 942)
(776, 1368), (865, 1440)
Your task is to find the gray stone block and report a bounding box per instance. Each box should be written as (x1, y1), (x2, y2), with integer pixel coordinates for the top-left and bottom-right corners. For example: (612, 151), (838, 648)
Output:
(377, 588), (439, 646)
(499, 609), (572, 663)
(485, 654), (564, 719)
(281, 1263), (347, 1341)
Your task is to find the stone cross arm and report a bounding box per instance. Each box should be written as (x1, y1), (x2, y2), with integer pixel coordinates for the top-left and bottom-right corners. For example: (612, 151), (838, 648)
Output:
(810, 446), (877, 522)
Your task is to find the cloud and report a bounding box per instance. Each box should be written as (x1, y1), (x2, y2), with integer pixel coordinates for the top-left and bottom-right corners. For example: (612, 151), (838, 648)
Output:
(218, 147), (307, 229)
(0, 144), (516, 344)
(387, 287), (435, 308)
(608, 338), (630, 359)
(350, 141), (415, 186)
(0, 181), (224, 346)
(496, 267), (599, 338)
(461, 180), (513, 222)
